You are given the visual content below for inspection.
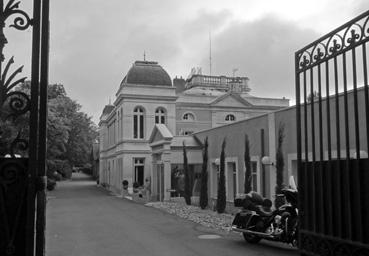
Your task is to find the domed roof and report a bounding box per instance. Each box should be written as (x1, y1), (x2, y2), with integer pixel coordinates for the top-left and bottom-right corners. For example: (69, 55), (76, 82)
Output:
(124, 61), (172, 86)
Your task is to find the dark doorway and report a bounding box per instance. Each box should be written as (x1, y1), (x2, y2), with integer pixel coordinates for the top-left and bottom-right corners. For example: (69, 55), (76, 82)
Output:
(135, 166), (144, 186)
(134, 158), (145, 186)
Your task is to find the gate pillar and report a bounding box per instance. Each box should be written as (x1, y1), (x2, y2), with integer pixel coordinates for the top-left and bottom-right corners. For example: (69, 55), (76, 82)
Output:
(0, 1), (50, 256)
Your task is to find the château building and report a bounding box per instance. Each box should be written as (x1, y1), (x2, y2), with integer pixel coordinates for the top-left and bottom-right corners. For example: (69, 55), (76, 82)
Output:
(99, 60), (289, 200)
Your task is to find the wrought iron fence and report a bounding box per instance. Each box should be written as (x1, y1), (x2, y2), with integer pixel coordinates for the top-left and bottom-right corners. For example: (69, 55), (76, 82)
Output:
(295, 10), (369, 256)
(0, 1), (49, 256)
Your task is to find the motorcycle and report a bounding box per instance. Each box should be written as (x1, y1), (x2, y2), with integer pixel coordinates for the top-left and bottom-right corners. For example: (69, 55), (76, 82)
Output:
(231, 177), (298, 246)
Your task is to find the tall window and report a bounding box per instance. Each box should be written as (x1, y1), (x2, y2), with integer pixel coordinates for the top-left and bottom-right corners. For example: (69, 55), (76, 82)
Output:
(155, 108), (166, 124)
(133, 107), (144, 139)
(120, 107), (123, 139)
(117, 111), (120, 140)
(183, 112), (195, 121)
(225, 114), (236, 121)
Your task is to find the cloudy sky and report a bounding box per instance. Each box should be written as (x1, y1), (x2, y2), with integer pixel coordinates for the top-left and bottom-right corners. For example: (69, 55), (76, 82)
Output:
(4, 0), (369, 124)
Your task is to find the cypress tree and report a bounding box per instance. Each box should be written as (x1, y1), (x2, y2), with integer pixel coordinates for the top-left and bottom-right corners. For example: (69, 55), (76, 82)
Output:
(217, 138), (226, 213)
(200, 137), (209, 209)
(183, 141), (191, 205)
(275, 122), (285, 208)
(244, 134), (252, 193)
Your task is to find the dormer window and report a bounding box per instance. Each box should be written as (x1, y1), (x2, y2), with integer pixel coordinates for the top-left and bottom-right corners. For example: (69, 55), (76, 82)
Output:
(183, 112), (195, 121)
(225, 114), (236, 122)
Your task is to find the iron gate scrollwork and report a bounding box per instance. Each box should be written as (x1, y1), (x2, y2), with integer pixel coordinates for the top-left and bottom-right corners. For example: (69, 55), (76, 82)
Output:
(295, 10), (369, 256)
(0, 1), (49, 256)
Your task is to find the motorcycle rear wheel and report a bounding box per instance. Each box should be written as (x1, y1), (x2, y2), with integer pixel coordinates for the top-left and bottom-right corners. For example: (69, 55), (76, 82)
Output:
(243, 233), (262, 244)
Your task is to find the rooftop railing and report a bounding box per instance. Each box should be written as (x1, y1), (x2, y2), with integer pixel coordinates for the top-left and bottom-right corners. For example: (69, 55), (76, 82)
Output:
(186, 74), (250, 92)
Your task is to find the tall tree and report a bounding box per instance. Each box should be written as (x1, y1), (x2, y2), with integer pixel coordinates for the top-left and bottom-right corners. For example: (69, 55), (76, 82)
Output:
(244, 134), (252, 193)
(183, 141), (191, 205)
(275, 122), (285, 208)
(15, 82), (98, 178)
(200, 137), (208, 209)
(217, 138), (226, 213)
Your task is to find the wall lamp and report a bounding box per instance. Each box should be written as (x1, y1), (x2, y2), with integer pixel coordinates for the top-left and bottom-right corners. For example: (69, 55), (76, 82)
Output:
(261, 156), (274, 166)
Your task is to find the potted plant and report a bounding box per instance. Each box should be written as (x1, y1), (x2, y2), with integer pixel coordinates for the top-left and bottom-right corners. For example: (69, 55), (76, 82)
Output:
(133, 181), (140, 193)
(122, 180), (129, 190)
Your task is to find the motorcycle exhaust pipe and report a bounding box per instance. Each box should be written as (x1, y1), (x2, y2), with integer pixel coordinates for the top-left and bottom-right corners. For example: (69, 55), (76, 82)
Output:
(231, 226), (275, 239)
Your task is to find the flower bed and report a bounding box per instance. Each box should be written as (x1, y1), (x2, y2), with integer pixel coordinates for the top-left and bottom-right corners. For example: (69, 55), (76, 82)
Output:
(145, 201), (234, 232)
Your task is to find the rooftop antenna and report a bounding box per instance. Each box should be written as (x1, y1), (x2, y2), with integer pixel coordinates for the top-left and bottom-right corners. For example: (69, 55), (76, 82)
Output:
(209, 31), (212, 76)
(144, 51), (146, 61)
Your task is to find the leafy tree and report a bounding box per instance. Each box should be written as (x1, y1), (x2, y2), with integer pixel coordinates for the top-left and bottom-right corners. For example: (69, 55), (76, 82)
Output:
(183, 141), (191, 205)
(217, 138), (226, 213)
(11, 82), (98, 179)
(48, 84), (67, 99)
(275, 122), (285, 208)
(200, 137), (208, 209)
(244, 134), (252, 193)
(66, 111), (98, 166)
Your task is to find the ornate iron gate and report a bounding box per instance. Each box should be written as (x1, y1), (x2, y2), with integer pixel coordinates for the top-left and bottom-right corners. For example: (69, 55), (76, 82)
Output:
(295, 10), (369, 256)
(0, 0), (49, 256)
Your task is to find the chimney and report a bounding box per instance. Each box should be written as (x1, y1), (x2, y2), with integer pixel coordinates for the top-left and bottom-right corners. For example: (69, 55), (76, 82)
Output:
(173, 77), (186, 94)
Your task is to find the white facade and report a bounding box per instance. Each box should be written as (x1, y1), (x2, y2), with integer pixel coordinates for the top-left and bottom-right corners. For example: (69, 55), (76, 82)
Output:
(99, 60), (289, 199)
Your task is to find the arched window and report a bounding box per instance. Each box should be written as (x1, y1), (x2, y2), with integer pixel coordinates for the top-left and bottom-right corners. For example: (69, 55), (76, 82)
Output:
(225, 114), (236, 122)
(155, 108), (166, 124)
(133, 107), (144, 139)
(183, 112), (195, 121)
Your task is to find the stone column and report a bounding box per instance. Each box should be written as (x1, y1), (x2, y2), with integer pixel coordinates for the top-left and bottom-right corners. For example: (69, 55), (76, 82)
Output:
(163, 152), (171, 201)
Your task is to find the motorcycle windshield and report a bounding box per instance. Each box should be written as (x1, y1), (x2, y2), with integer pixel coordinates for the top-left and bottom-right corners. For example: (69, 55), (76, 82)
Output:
(289, 176), (297, 191)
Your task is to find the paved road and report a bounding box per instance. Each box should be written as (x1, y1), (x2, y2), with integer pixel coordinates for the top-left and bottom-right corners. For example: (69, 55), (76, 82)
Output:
(46, 173), (298, 256)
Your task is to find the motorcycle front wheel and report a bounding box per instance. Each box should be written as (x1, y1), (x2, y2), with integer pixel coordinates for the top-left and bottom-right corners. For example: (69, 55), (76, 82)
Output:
(243, 233), (262, 244)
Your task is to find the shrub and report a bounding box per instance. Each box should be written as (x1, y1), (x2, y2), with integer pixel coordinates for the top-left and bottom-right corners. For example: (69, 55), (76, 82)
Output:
(47, 178), (56, 191)
(133, 181), (140, 193)
(47, 159), (72, 179)
(122, 180), (129, 190)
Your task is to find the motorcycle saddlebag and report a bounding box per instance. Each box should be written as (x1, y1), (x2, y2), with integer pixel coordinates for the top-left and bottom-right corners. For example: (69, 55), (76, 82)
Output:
(232, 211), (253, 228)
(234, 198), (244, 207)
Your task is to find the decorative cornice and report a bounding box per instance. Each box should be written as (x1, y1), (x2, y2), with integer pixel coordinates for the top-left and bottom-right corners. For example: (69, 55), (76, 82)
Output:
(116, 94), (178, 102)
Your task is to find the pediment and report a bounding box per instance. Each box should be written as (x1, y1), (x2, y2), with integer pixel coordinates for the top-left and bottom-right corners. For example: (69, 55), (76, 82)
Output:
(152, 129), (164, 143)
(211, 93), (252, 108)
(149, 124), (173, 144)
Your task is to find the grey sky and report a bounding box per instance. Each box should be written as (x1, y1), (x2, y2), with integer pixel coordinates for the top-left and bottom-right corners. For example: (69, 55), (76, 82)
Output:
(3, 0), (369, 124)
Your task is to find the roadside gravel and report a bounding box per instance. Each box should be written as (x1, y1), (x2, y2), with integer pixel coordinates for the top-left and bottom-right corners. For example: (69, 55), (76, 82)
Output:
(145, 201), (235, 232)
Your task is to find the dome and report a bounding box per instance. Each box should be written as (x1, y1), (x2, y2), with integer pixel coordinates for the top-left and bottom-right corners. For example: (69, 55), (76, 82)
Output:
(124, 61), (172, 86)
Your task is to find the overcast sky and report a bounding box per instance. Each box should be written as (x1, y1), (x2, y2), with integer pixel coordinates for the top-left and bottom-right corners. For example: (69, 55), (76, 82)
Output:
(4, 0), (369, 124)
